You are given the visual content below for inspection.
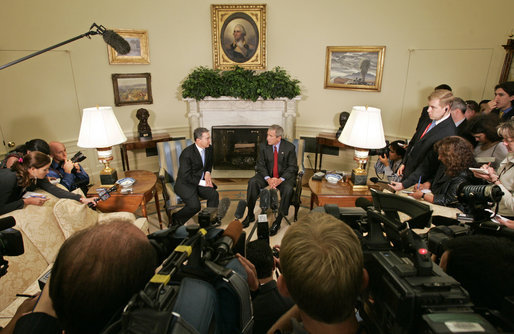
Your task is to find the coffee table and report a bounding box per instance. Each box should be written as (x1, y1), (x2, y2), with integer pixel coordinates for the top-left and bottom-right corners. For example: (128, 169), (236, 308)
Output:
(309, 176), (378, 209)
(87, 170), (163, 229)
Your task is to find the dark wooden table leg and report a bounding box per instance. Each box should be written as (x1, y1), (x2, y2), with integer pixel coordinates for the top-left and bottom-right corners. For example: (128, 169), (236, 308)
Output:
(154, 189), (163, 229)
(315, 141), (320, 172)
(120, 146), (126, 171)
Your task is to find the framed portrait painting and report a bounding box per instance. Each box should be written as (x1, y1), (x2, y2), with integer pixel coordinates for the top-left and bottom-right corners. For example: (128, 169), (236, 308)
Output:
(107, 29), (150, 64)
(111, 73), (153, 106)
(211, 4), (266, 70)
(324, 46), (386, 91)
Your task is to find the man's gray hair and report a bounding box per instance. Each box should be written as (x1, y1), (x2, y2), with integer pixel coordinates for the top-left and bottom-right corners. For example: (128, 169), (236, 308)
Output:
(194, 127), (209, 140)
(234, 24), (246, 36)
(269, 124), (284, 138)
(451, 97), (467, 114)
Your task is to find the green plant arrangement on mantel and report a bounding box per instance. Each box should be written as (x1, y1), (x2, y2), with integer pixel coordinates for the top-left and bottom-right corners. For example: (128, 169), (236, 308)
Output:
(181, 66), (301, 101)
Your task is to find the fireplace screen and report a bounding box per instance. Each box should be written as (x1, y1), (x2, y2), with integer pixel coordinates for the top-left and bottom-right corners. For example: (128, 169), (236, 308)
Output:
(212, 126), (268, 170)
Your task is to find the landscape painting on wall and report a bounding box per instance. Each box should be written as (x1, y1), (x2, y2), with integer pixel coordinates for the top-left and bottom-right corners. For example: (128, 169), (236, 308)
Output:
(324, 46), (385, 91)
(112, 73), (153, 106)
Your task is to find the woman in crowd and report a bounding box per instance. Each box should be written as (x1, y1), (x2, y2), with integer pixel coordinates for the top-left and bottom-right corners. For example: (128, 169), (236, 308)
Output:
(468, 114), (508, 169)
(0, 138), (50, 169)
(0, 151), (96, 215)
(410, 136), (475, 209)
(473, 119), (514, 220)
(374, 140), (406, 182)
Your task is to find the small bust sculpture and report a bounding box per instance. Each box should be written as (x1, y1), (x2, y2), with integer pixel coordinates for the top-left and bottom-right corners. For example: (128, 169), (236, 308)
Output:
(136, 108), (152, 140)
(336, 111), (350, 139)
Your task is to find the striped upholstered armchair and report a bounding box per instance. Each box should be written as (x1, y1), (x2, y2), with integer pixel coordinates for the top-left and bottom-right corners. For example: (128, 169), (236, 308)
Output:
(156, 138), (193, 227)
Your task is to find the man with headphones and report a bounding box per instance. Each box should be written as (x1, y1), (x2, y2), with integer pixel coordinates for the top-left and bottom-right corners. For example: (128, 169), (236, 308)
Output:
(391, 89), (457, 191)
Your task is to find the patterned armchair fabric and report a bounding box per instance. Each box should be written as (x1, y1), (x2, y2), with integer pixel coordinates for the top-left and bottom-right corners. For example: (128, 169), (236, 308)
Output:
(0, 190), (148, 326)
(157, 138), (193, 226)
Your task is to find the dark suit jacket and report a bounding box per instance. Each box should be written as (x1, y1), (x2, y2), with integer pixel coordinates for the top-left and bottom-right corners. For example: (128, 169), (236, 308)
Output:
(430, 164), (469, 210)
(402, 116), (456, 187)
(174, 144), (216, 198)
(456, 118), (475, 147)
(255, 140), (298, 184)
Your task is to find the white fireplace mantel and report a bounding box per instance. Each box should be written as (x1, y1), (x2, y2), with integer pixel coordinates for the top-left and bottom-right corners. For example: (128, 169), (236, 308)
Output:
(184, 96), (300, 139)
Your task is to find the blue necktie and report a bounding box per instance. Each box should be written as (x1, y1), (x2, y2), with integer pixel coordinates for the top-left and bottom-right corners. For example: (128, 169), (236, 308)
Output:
(201, 149), (205, 166)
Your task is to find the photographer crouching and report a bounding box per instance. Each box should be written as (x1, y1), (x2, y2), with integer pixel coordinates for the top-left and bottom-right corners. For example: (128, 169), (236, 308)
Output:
(47, 141), (89, 195)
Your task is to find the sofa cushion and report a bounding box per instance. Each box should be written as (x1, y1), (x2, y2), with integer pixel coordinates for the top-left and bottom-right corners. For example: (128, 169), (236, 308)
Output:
(53, 199), (100, 239)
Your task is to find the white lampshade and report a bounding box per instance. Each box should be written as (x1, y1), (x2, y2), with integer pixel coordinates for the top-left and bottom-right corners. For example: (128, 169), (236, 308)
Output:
(338, 106), (386, 149)
(77, 106), (127, 148)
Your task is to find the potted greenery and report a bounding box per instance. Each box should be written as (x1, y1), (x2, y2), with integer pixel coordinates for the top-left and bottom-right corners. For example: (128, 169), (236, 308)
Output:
(181, 66), (301, 101)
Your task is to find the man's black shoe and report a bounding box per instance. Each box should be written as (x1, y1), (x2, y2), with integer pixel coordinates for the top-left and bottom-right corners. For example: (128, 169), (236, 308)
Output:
(270, 217), (282, 236)
(242, 214), (255, 228)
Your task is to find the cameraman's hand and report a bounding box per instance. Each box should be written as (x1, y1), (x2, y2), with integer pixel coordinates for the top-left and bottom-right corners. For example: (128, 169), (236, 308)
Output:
(397, 164), (405, 176)
(73, 162), (81, 173)
(497, 217), (514, 230)
(80, 197), (97, 207)
(0, 293), (40, 334)
(378, 154), (389, 166)
(389, 181), (404, 191)
(63, 159), (74, 174)
(236, 254), (259, 291)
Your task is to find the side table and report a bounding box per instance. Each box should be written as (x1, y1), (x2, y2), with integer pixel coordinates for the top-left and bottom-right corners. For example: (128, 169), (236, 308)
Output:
(309, 176), (376, 209)
(87, 170), (164, 229)
(315, 132), (347, 171)
(120, 134), (172, 171)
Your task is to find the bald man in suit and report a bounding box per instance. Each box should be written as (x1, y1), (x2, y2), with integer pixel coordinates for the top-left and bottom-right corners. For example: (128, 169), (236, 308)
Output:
(242, 124), (298, 236)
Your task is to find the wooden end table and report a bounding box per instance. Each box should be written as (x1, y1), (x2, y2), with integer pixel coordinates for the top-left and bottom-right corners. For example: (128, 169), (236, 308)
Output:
(87, 170), (163, 229)
(309, 176), (379, 209)
(315, 132), (347, 171)
(120, 133), (172, 171)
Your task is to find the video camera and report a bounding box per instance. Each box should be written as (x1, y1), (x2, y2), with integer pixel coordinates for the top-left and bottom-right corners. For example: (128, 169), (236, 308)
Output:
(324, 189), (499, 333)
(0, 216), (24, 278)
(102, 199), (253, 334)
(368, 140), (390, 157)
(70, 151), (86, 164)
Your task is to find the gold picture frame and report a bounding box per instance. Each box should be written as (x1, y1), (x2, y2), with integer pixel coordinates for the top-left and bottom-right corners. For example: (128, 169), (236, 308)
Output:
(211, 4), (266, 70)
(112, 73), (153, 106)
(107, 29), (150, 64)
(324, 46), (386, 91)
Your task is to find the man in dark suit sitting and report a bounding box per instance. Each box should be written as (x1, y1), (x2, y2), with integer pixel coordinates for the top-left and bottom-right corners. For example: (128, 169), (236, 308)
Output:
(242, 124), (298, 236)
(172, 127), (219, 226)
(391, 89), (457, 190)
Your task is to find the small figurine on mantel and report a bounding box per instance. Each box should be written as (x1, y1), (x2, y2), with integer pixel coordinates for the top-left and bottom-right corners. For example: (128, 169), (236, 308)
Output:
(336, 111), (350, 139)
(136, 108), (152, 141)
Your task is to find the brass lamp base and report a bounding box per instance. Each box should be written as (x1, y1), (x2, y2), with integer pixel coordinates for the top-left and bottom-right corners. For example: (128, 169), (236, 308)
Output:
(100, 168), (118, 185)
(350, 168), (368, 190)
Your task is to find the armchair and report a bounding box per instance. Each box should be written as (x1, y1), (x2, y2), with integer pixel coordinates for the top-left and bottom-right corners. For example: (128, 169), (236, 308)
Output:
(289, 138), (306, 222)
(157, 138), (193, 227)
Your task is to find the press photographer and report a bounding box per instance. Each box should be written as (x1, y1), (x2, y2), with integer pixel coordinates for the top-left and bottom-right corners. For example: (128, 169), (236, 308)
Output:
(47, 141), (89, 194)
(372, 140), (405, 182)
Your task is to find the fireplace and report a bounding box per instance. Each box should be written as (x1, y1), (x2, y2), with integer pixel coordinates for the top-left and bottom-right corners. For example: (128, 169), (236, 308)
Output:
(212, 126), (267, 170)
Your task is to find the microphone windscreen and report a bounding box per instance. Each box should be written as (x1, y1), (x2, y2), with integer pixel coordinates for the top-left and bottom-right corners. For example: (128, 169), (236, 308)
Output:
(369, 177), (379, 184)
(235, 200), (247, 220)
(355, 197), (374, 210)
(103, 30), (131, 55)
(0, 216), (15, 230)
(270, 189), (279, 211)
(260, 188), (270, 210)
(217, 198), (231, 220)
(223, 219), (243, 246)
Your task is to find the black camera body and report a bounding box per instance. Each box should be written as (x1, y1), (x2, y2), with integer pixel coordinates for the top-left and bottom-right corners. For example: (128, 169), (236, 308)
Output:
(368, 140), (390, 157)
(0, 216), (24, 278)
(70, 151), (86, 163)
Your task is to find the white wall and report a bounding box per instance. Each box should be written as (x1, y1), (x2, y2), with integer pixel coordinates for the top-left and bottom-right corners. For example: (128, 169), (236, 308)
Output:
(1, 0), (513, 176)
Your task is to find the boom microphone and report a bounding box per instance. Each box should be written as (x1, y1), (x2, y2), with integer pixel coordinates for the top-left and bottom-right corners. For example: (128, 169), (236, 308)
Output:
(0, 216), (15, 231)
(259, 188), (270, 212)
(355, 197), (374, 211)
(216, 198), (231, 222)
(102, 30), (131, 55)
(234, 200), (247, 220)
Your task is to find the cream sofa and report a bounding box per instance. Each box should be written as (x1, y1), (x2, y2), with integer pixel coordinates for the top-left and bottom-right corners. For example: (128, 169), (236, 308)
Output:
(0, 190), (149, 327)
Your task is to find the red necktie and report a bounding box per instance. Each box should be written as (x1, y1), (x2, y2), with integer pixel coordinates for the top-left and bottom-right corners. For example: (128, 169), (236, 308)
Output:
(273, 146), (279, 178)
(420, 121), (433, 139)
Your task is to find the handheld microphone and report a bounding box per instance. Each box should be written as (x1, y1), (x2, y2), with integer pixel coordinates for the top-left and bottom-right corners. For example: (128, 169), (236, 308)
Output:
(270, 188), (279, 212)
(259, 188), (270, 212)
(369, 177), (390, 185)
(102, 30), (131, 55)
(88, 185), (118, 208)
(216, 198), (231, 222)
(234, 200), (247, 220)
(355, 197), (374, 211)
(214, 219), (243, 258)
(0, 216), (15, 231)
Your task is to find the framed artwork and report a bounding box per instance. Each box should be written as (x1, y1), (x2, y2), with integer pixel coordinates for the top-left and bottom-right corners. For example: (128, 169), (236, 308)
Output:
(107, 29), (150, 64)
(500, 38), (514, 83)
(111, 73), (153, 106)
(211, 4), (266, 70)
(324, 46), (386, 91)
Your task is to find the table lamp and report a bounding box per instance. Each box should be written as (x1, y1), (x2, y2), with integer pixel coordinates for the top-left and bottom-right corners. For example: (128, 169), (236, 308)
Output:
(338, 106), (386, 190)
(77, 106), (127, 185)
